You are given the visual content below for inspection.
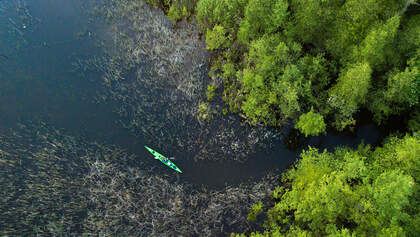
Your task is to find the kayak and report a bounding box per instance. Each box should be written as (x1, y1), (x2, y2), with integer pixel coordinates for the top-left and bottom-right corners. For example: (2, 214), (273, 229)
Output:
(144, 146), (182, 173)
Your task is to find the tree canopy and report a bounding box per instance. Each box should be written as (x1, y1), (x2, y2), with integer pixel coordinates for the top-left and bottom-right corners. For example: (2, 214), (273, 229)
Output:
(235, 133), (420, 236)
(194, 0), (420, 132)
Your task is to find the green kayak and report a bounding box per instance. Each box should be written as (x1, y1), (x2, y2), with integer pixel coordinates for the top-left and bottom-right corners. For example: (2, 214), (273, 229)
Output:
(144, 146), (182, 173)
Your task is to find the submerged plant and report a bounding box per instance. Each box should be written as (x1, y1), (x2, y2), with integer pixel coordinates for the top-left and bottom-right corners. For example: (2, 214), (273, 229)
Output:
(77, 0), (281, 162)
(0, 121), (278, 236)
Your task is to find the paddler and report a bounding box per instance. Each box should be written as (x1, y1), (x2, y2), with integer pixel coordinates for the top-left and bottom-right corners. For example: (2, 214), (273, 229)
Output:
(154, 156), (174, 161)
(155, 156), (169, 163)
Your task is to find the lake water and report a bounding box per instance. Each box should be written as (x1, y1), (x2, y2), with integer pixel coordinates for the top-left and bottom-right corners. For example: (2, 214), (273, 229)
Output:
(0, 0), (382, 191)
(1, 1), (393, 235)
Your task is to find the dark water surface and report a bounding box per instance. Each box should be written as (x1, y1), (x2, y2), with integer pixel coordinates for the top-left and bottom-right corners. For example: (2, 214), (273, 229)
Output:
(0, 0), (382, 189)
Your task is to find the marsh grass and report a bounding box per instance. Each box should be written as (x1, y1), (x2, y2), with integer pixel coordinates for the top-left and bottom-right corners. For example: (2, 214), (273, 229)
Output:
(76, 0), (281, 162)
(0, 121), (278, 236)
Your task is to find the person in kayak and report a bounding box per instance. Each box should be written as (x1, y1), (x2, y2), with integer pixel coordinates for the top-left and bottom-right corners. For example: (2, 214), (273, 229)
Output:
(155, 156), (174, 161)
(145, 145), (182, 173)
(155, 156), (169, 163)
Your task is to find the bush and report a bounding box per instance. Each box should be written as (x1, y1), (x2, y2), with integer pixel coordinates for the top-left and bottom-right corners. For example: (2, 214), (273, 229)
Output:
(206, 84), (217, 101)
(295, 108), (326, 137)
(247, 201), (263, 221)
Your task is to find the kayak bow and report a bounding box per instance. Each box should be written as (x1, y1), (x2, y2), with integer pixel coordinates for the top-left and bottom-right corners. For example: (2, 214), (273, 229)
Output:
(144, 146), (182, 173)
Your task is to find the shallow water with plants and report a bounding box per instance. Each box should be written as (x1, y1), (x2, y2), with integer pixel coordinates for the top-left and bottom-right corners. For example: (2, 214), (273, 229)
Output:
(1, 0), (418, 236)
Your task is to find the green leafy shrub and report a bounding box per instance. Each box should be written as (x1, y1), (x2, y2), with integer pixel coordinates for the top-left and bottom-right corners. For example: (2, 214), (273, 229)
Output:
(206, 84), (217, 101)
(198, 102), (212, 121)
(295, 108), (326, 137)
(206, 24), (227, 50)
(222, 107), (228, 115)
(167, 4), (182, 21)
(247, 201), (263, 221)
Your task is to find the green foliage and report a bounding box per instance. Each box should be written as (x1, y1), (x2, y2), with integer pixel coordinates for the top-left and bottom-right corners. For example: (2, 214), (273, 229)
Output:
(198, 102), (212, 121)
(372, 170), (414, 224)
(372, 134), (420, 181)
(144, 0), (162, 8)
(351, 15), (400, 70)
(288, 0), (341, 46)
(386, 66), (419, 107)
(206, 84), (217, 101)
(237, 0), (288, 44)
(182, 6), (188, 17)
(247, 134), (420, 236)
(369, 48), (420, 123)
(196, 0), (248, 32)
(295, 108), (326, 137)
(239, 35), (305, 125)
(297, 53), (332, 93)
(325, 0), (403, 60)
(222, 61), (236, 80)
(328, 62), (372, 130)
(397, 14), (420, 55)
(146, 0), (196, 21)
(272, 186), (284, 199)
(195, 0), (417, 131)
(247, 201), (263, 221)
(222, 107), (228, 115)
(206, 24), (228, 50)
(167, 4), (182, 21)
(408, 111), (420, 132)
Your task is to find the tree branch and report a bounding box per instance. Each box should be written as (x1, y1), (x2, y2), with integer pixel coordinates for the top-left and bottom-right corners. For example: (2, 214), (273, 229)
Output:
(399, 0), (414, 16)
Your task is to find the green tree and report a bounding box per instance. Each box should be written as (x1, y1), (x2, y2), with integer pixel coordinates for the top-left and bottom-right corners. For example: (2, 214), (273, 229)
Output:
(245, 134), (419, 236)
(326, 0), (403, 61)
(328, 62), (372, 130)
(240, 35), (304, 125)
(237, 0), (288, 44)
(408, 111), (420, 132)
(295, 108), (326, 137)
(386, 66), (419, 107)
(368, 48), (420, 123)
(195, 0), (418, 133)
(397, 14), (420, 56)
(167, 4), (182, 21)
(196, 0), (247, 32)
(371, 170), (414, 225)
(351, 15), (400, 71)
(206, 24), (228, 50)
(288, 0), (341, 47)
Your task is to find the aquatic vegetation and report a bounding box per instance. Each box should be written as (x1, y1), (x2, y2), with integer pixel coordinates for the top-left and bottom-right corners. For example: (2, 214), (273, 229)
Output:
(1, 0), (417, 236)
(198, 102), (212, 121)
(145, 0), (197, 21)
(74, 0), (281, 162)
(0, 122), (90, 235)
(0, 121), (278, 236)
(84, 155), (277, 236)
(0, 0), (40, 51)
(206, 84), (217, 102)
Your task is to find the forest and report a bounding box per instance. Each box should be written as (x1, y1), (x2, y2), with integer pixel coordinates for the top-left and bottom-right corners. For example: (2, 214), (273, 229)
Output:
(145, 0), (420, 236)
